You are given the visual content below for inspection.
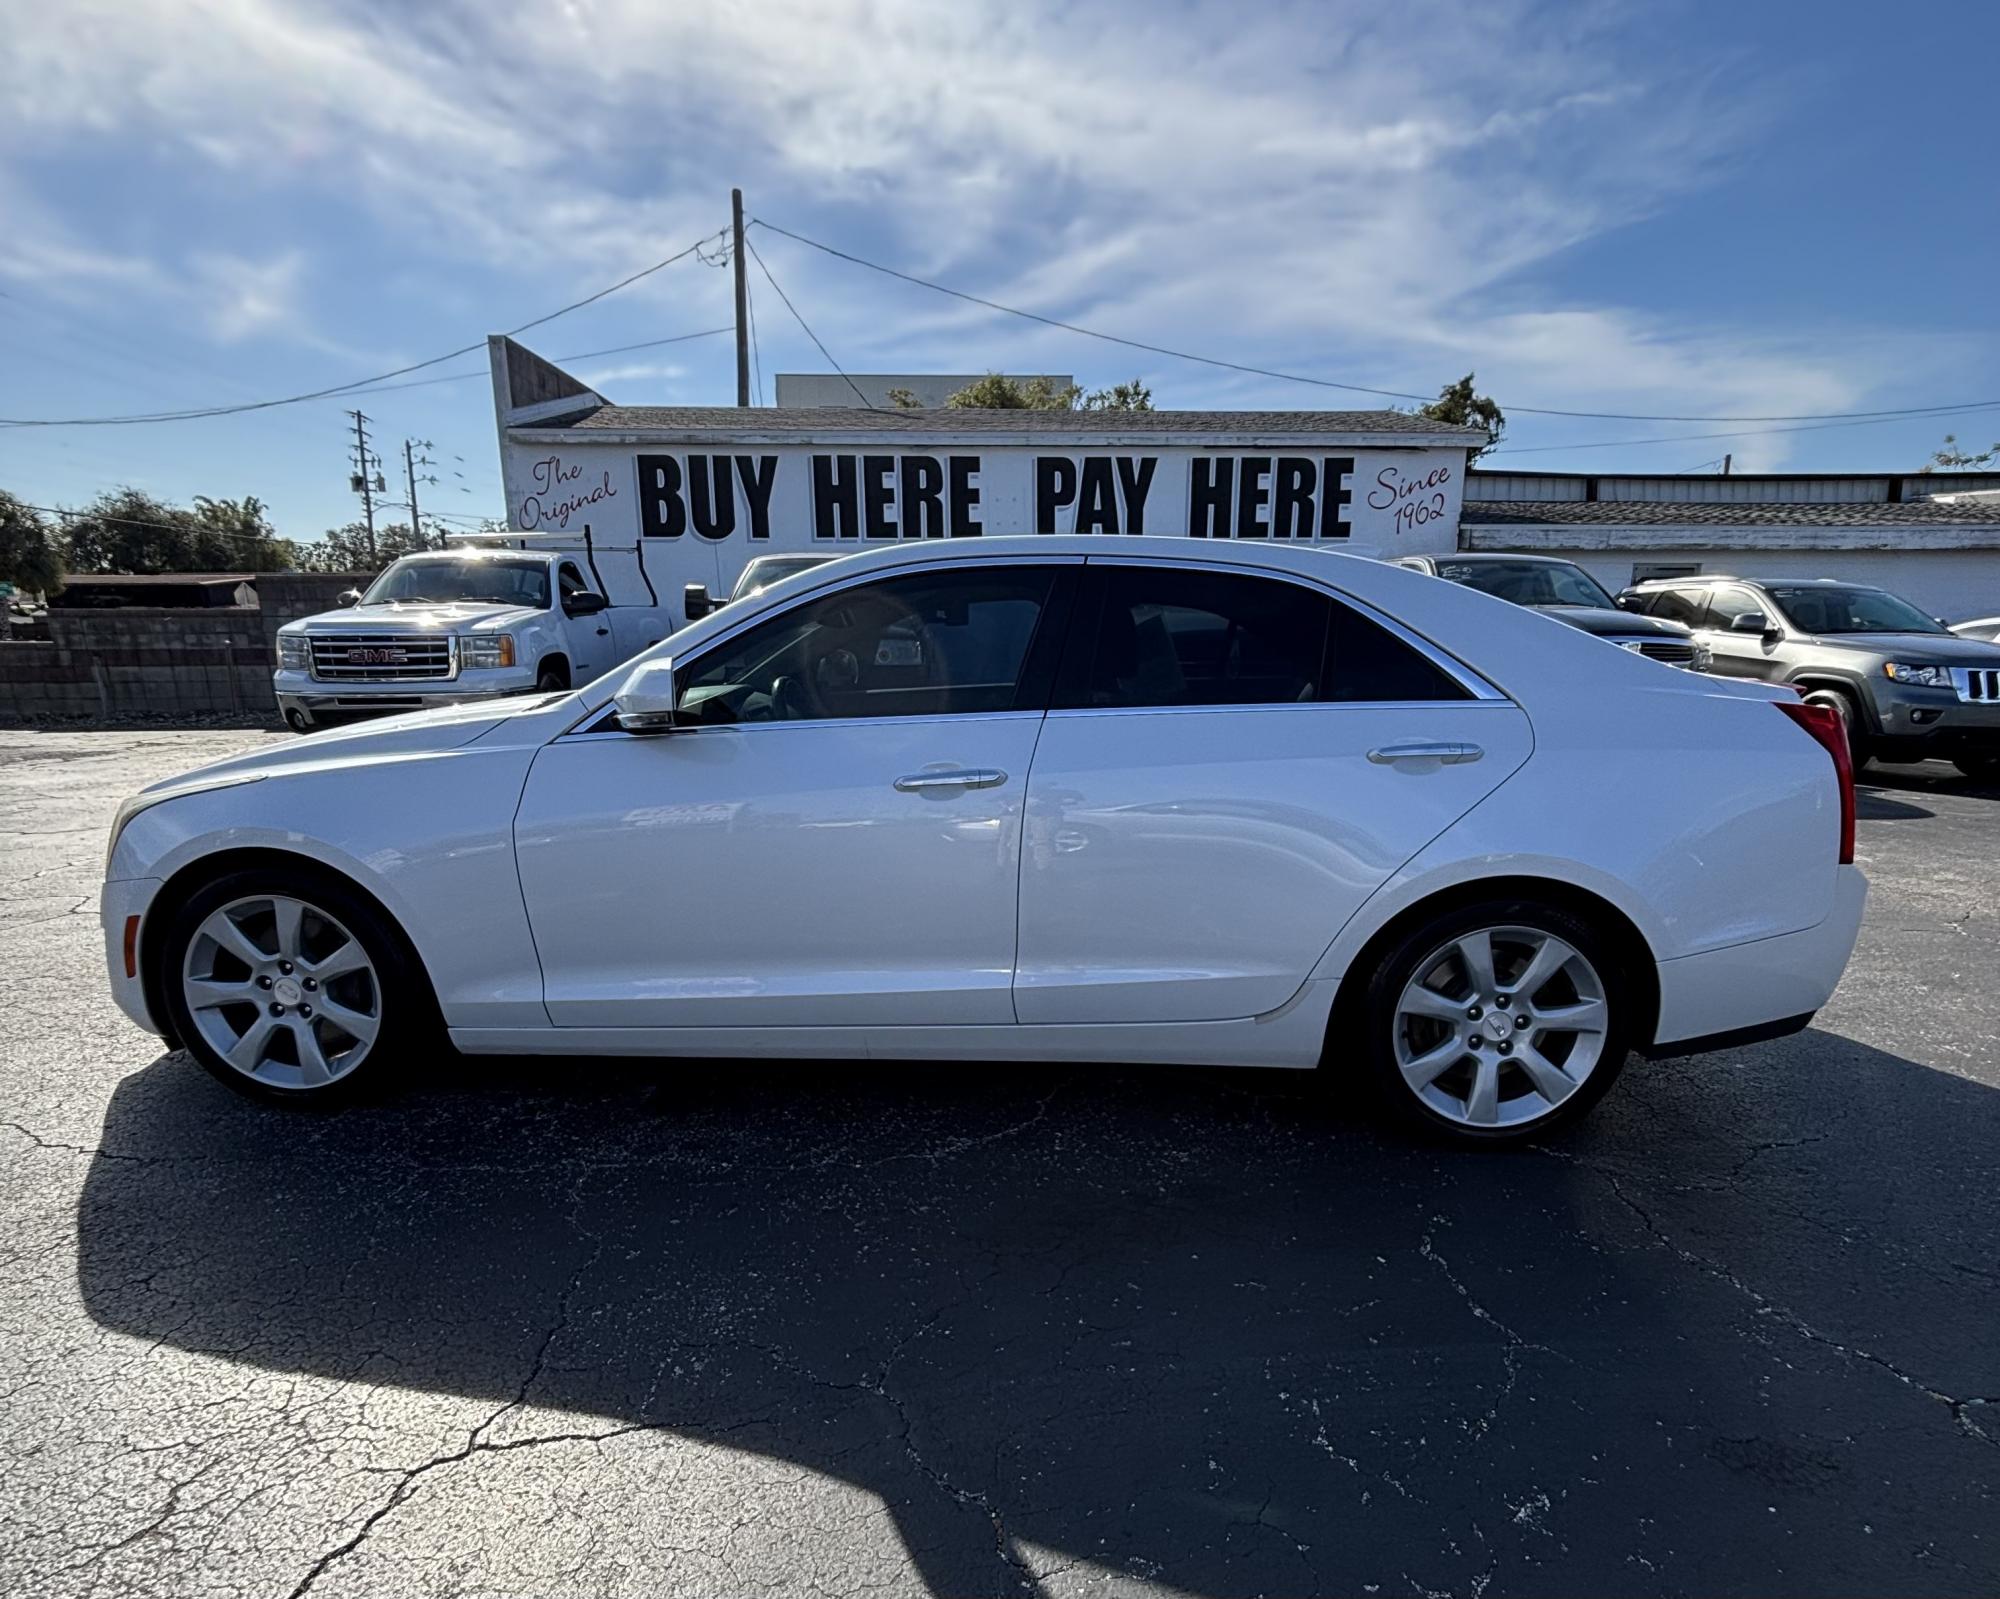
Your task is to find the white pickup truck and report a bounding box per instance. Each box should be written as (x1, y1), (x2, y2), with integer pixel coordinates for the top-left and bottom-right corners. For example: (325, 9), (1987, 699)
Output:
(273, 541), (672, 731)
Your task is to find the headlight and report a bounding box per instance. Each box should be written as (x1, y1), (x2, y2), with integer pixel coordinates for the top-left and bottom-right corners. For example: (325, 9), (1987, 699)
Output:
(1884, 662), (1953, 689)
(106, 773), (266, 873)
(460, 634), (516, 669)
(276, 633), (310, 670)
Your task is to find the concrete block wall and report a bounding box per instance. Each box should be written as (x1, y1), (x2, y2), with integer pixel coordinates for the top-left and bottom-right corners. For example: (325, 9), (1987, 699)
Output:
(0, 607), (276, 723)
(258, 573), (368, 659)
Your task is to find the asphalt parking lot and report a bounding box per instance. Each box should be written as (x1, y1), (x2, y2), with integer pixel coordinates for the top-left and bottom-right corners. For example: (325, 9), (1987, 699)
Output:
(1, 728), (1995, 1599)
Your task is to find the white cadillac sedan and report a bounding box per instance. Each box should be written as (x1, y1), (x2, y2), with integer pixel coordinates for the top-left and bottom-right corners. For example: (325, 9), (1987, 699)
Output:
(101, 537), (1865, 1144)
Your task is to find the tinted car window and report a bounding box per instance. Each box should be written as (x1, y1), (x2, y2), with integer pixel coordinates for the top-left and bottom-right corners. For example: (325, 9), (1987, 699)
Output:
(1703, 586), (1770, 630)
(1642, 588), (1707, 626)
(1436, 560), (1616, 609)
(1766, 586), (1947, 635)
(1065, 566), (1469, 709)
(676, 566), (1064, 725)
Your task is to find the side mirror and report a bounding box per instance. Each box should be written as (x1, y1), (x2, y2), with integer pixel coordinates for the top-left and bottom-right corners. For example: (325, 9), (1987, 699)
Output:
(564, 590), (608, 617)
(1729, 611), (1775, 635)
(613, 658), (678, 734)
(336, 588), (362, 608)
(683, 583), (713, 622)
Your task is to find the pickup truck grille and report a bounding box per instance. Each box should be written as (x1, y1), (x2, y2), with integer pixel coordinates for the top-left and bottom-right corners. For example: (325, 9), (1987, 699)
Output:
(309, 633), (455, 681)
(1613, 637), (1698, 668)
(1954, 666), (2000, 703)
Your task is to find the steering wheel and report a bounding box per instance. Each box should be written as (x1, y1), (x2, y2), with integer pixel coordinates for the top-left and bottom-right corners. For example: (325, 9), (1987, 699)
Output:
(769, 674), (813, 721)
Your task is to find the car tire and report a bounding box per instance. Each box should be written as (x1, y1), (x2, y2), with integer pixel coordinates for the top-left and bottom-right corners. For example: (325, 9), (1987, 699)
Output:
(1953, 756), (2000, 783)
(536, 660), (571, 693)
(1801, 687), (1869, 769)
(1354, 897), (1634, 1145)
(158, 866), (437, 1105)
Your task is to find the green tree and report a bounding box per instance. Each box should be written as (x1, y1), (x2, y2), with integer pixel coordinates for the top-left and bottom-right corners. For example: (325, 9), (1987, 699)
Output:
(1418, 373), (1505, 459)
(295, 521), (429, 575)
(1918, 434), (1999, 472)
(62, 488), (297, 573)
(885, 387), (921, 410)
(0, 491), (65, 598)
(943, 373), (1153, 411)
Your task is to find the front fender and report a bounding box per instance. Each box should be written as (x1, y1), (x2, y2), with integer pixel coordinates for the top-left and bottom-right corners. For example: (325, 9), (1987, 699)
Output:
(112, 743), (547, 1029)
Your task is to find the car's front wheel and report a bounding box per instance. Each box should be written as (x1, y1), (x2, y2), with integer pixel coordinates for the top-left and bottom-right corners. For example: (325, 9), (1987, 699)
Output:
(1359, 899), (1634, 1143)
(159, 867), (430, 1103)
(1801, 687), (1868, 769)
(1952, 755), (2000, 784)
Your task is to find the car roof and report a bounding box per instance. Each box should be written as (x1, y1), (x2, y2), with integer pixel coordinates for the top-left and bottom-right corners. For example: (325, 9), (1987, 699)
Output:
(1626, 574), (1880, 591)
(1421, 552), (1583, 566)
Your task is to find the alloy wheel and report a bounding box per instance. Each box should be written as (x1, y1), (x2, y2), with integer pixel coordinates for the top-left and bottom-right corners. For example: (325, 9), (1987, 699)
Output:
(180, 894), (382, 1090)
(1391, 924), (1609, 1130)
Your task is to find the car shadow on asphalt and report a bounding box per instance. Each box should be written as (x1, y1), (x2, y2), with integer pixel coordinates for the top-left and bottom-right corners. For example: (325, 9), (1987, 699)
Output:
(76, 1037), (2000, 1596)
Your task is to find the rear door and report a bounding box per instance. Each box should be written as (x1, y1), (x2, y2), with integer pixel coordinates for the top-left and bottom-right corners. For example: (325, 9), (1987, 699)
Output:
(1014, 558), (1533, 1024)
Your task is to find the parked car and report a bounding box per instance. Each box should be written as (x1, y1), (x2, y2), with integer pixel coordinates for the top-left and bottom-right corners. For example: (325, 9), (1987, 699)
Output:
(273, 543), (671, 732)
(106, 537), (1863, 1144)
(1391, 552), (1702, 667)
(683, 553), (837, 621)
(1619, 575), (2000, 778)
(1950, 615), (2000, 644)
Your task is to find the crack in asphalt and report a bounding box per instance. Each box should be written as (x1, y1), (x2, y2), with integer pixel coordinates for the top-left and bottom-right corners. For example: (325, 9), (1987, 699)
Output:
(1544, 1151), (2000, 1450)
(1417, 1212), (1561, 1445)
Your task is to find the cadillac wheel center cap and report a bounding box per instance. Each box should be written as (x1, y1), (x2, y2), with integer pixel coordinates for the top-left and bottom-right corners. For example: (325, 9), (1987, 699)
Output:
(273, 977), (304, 1006)
(1482, 1012), (1514, 1042)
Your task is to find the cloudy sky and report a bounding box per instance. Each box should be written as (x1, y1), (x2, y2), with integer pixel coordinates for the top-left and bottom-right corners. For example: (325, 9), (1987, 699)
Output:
(2, 0), (1995, 542)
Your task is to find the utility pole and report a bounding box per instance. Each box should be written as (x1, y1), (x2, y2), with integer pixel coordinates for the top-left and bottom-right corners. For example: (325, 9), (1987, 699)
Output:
(732, 187), (750, 407)
(404, 438), (438, 548)
(1722, 453), (1732, 476)
(347, 409), (381, 566)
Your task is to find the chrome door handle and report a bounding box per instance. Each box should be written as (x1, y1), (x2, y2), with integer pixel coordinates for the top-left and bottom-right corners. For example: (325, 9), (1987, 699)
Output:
(1366, 742), (1484, 765)
(893, 768), (1006, 792)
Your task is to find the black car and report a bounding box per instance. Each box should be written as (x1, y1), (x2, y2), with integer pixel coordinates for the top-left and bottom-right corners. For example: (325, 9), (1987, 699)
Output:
(1392, 553), (1702, 668)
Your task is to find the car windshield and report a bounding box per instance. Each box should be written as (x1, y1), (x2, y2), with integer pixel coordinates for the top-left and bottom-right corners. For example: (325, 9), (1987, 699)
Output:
(360, 558), (550, 609)
(1765, 586), (1945, 635)
(732, 556), (832, 600)
(1435, 560), (1617, 610)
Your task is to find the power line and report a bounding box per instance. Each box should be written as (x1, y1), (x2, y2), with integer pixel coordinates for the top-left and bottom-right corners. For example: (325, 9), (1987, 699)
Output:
(747, 216), (2000, 427)
(1485, 400), (2000, 457)
(746, 270), (766, 406)
(742, 233), (874, 410)
(331, 327), (734, 400)
(0, 227), (729, 429)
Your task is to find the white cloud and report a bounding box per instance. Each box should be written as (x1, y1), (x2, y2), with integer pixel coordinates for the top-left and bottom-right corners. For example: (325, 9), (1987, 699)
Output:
(0, 0), (1962, 459)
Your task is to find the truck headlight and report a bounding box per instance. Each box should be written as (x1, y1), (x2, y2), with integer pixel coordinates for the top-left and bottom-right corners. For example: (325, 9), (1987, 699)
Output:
(1884, 662), (1953, 689)
(460, 635), (516, 669)
(276, 634), (310, 670)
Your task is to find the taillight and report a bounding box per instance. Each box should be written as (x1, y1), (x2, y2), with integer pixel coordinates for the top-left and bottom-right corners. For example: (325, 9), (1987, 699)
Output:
(1775, 701), (1855, 865)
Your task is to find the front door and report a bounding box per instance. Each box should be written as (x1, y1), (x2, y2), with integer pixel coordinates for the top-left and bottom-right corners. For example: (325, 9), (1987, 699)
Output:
(515, 560), (1076, 1028)
(1695, 584), (1786, 681)
(1016, 559), (1531, 1024)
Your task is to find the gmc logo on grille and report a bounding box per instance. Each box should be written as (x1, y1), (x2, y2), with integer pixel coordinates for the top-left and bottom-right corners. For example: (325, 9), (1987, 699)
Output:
(346, 647), (408, 665)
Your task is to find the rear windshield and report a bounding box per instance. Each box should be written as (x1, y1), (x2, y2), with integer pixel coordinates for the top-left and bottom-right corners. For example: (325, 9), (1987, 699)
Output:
(733, 556), (833, 600)
(1435, 560), (1616, 610)
(361, 559), (551, 609)
(1765, 586), (1944, 635)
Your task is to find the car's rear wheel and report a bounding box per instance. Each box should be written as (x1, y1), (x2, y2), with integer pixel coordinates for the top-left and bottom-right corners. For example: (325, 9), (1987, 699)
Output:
(1359, 899), (1633, 1144)
(159, 868), (429, 1103)
(1952, 755), (2000, 783)
(1801, 687), (1868, 769)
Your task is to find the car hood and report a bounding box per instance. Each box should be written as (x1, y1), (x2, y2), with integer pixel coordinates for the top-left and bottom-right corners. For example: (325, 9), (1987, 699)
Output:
(1802, 631), (2000, 662)
(140, 698), (551, 794)
(286, 601), (542, 633)
(1533, 604), (1692, 638)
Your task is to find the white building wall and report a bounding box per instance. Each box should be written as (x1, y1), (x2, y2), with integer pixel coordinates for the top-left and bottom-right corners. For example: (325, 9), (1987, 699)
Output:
(1544, 547), (2000, 620)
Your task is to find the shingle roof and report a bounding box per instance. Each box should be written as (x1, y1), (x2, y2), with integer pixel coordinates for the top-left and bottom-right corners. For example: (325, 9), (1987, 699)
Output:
(527, 404), (1484, 440)
(1462, 499), (2000, 528)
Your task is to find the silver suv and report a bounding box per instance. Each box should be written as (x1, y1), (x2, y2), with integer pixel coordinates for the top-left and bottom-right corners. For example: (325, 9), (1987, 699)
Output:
(1619, 575), (2000, 778)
